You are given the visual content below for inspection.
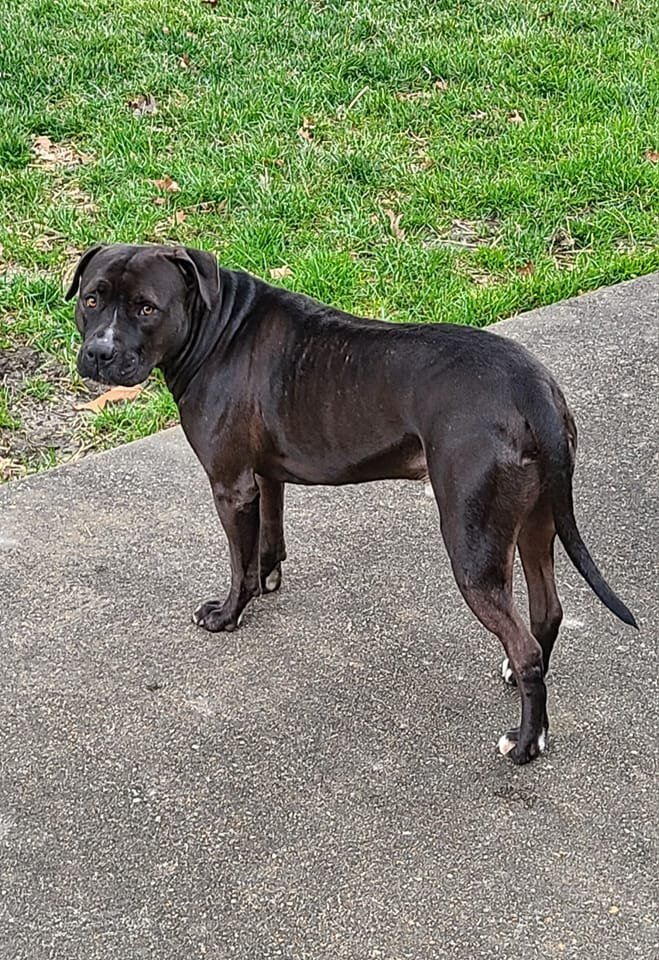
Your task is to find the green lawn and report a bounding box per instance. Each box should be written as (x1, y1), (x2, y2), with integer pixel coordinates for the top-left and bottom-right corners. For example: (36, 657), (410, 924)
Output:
(1, 0), (658, 475)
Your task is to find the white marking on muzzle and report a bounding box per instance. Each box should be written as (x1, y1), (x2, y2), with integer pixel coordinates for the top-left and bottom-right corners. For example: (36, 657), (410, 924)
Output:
(96, 309), (118, 351)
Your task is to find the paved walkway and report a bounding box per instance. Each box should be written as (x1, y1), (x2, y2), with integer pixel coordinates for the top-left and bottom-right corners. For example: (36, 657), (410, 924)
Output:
(1, 274), (657, 959)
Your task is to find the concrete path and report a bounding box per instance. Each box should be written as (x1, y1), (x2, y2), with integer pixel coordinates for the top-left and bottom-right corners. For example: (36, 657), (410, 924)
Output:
(1, 275), (657, 959)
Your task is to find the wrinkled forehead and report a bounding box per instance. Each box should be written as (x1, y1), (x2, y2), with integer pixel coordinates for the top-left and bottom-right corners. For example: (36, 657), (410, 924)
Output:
(81, 246), (186, 301)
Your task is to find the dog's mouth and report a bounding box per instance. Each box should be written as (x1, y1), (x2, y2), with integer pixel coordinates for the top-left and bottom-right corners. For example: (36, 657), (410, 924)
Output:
(77, 347), (148, 387)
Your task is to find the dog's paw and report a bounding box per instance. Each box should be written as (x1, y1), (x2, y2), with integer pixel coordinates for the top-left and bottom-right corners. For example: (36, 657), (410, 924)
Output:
(497, 727), (547, 764)
(192, 600), (242, 633)
(501, 657), (517, 686)
(261, 563), (282, 594)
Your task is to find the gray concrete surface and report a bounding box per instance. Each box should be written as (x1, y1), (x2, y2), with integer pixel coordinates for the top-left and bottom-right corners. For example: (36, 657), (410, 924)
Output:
(0, 274), (657, 959)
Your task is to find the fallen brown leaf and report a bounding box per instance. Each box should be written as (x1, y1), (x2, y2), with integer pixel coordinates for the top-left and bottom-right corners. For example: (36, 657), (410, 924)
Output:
(644, 149), (659, 163)
(508, 110), (525, 124)
(77, 385), (143, 412)
(31, 135), (91, 169)
(549, 226), (575, 254)
(517, 260), (536, 277)
(383, 208), (405, 241)
(150, 176), (181, 193)
(297, 117), (315, 142)
(467, 270), (497, 287)
(434, 78), (449, 91)
(178, 54), (191, 69)
(153, 196), (167, 206)
(396, 90), (432, 102)
(127, 93), (158, 117)
(174, 210), (186, 225)
(269, 265), (293, 280)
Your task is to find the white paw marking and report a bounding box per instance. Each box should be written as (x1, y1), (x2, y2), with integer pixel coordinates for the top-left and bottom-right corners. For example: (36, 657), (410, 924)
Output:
(498, 734), (516, 756)
(264, 569), (280, 591)
(423, 481), (435, 500)
(538, 729), (547, 753)
(192, 610), (201, 625)
(237, 612), (244, 627)
(501, 657), (515, 684)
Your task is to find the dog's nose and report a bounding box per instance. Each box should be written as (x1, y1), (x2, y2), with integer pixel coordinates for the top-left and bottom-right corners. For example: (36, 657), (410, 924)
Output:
(84, 334), (115, 364)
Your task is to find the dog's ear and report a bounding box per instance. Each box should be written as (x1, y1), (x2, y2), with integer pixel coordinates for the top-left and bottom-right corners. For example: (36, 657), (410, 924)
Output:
(64, 245), (105, 301)
(167, 246), (218, 312)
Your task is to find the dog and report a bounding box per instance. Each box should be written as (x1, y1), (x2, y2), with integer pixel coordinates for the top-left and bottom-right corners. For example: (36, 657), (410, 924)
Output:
(67, 243), (637, 764)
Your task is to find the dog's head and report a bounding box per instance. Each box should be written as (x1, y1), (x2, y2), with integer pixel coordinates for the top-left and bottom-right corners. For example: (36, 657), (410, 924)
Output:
(66, 243), (217, 386)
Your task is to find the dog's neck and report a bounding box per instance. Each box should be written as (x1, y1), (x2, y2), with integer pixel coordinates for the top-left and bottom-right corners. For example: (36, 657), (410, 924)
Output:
(160, 268), (257, 401)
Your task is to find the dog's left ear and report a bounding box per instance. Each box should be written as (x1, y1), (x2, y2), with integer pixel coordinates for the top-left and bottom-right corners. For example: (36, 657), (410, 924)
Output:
(64, 244), (105, 300)
(167, 246), (218, 312)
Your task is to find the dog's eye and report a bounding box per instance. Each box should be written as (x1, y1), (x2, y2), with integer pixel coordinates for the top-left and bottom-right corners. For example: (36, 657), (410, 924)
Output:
(84, 295), (97, 308)
(139, 304), (155, 317)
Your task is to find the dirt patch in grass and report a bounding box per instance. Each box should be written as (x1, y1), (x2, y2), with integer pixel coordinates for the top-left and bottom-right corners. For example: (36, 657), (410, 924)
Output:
(0, 345), (104, 480)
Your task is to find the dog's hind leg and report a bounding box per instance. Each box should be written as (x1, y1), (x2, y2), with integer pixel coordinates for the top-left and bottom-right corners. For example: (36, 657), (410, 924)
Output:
(513, 496), (563, 681)
(257, 476), (286, 594)
(428, 443), (547, 763)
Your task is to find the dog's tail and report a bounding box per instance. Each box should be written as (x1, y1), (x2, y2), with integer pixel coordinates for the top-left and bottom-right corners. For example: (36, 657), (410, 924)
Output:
(526, 383), (638, 629)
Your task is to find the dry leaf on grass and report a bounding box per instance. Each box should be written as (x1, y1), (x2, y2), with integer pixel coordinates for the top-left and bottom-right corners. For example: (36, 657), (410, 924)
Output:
(466, 270), (497, 287)
(194, 199), (228, 215)
(297, 117), (315, 142)
(150, 176), (181, 193)
(77, 385), (143, 412)
(644, 149), (659, 163)
(549, 226), (575, 254)
(507, 110), (525, 124)
(396, 90), (432, 102)
(396, 79), (447, 102)
(174, 210), (186, 225)
(383, 208), (405, 241)
(31, 136), (91, 169)
(517, 261), (536, 277)
(269, 265), (293, 280)
(127, 93), (158, 117)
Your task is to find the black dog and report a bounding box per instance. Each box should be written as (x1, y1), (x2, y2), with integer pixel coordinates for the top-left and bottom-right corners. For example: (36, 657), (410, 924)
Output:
(67, 243), (636, 764)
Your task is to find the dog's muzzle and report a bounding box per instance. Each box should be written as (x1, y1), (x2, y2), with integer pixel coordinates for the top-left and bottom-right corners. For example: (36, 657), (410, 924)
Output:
(77, 337), (142, 386)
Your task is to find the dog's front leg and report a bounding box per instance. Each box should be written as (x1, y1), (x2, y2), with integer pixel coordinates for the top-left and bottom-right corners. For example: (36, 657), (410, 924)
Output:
(193, 473), (261, 632)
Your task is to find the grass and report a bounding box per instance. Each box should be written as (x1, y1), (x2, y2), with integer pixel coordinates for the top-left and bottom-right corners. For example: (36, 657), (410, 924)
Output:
(0, 0), (658, 473)
(0, 386), (21, 430)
